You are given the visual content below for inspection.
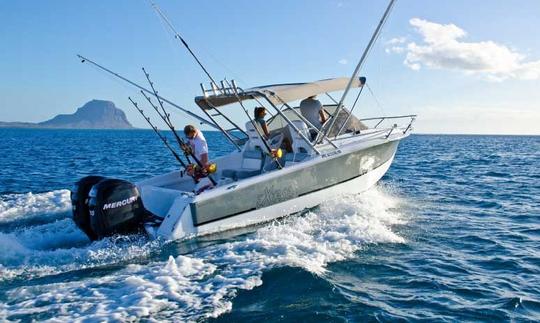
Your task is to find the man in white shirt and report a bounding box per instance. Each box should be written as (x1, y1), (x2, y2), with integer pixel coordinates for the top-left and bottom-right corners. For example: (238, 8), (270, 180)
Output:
(183, 125), (209, 167)
(299, 95), (327, 139)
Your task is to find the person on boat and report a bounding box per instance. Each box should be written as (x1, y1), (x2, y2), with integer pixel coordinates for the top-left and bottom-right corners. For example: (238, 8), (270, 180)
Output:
(299, 95), (327, 140)
(183, 125), (217, 193)
(253, 107), (270, 138)
(183, 125), (209, 165)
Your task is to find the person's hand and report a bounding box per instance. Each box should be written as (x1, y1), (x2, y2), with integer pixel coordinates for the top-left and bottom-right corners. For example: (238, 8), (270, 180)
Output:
(181, 143), (192, 155)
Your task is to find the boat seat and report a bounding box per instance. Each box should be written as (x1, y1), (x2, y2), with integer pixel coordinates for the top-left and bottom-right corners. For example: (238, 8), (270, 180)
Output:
(283, 120), (313, 166)
(244, 121), (265, 150)
(221, 144), (265, 181)
(289, 120), (313, 154)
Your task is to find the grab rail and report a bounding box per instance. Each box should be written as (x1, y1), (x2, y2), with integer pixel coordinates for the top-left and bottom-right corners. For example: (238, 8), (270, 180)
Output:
(332, 114), (417, 140)
(359, 114), (417, 126)
(359, 114), (416, 135)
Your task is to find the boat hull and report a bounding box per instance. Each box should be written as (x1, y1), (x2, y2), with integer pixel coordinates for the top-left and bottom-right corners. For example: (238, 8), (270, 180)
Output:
(154, 138), (401, 240)
(195, 147), (396, 236)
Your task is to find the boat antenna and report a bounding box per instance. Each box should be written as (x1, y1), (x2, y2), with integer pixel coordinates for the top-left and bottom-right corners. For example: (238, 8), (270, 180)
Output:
(77, 54), (218, 129)
(318, 0), (397, 143)
(150, 2), (219, 87)
(127, 97), (187, 168)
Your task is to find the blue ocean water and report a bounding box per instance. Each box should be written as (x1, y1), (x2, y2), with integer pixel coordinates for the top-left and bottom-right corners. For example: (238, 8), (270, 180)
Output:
(0, 128), (539, 322)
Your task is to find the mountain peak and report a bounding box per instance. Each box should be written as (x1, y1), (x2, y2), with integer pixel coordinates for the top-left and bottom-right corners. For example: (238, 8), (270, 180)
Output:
(36, 100), (134, 129)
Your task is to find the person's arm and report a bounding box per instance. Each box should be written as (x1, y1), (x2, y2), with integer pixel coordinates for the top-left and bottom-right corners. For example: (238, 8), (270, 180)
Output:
(261, 121), (270, 138)
(319, 109), (327, 124)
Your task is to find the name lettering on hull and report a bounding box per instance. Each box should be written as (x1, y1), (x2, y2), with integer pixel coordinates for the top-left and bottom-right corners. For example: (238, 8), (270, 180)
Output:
(256, 185), (297, 209)
(321, 150), (341, 158)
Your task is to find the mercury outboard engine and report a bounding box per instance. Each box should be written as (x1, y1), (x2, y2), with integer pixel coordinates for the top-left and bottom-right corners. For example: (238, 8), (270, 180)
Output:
(71, 176), (147, 241)
(71, 176), (105, 241)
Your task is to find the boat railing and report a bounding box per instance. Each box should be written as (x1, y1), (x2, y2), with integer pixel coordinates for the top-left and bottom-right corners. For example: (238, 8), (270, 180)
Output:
(357, 114), (417, 138)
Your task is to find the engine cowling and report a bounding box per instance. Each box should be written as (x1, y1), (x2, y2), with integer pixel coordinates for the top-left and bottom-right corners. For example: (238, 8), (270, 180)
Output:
(71, 175), (106, 241)
(88, 178), (147, 239)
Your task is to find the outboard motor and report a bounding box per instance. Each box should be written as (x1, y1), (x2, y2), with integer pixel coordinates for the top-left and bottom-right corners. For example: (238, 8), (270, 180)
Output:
(88, 178), (146, 239)
(71, 175), (106, 241)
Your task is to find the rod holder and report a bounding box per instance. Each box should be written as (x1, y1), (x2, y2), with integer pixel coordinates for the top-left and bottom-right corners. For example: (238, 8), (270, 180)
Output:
(200, 83), (208, 97)
(220, 80), (227, 94)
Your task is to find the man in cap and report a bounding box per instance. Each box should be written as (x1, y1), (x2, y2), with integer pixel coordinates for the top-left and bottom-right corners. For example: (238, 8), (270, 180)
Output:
(183, 125), (209, 168)
(299, 95), (327, 140)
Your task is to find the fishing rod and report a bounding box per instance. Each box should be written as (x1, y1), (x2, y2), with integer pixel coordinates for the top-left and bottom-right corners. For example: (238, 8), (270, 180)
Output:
(150, 2), (219, 87)
(149, 4), (255, 152)
(140, 68), (192, 164)
(140, 68), (218, 186)
(139, 90), (191, 165)
(318, 0), (397, 143)
(127, 97), (187, 168)
(77, 54), (218, 130)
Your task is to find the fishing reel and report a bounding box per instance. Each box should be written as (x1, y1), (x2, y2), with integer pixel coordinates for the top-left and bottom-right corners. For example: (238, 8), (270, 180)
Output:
(270, 148), (283, 159)
(186, 162), (217, 182)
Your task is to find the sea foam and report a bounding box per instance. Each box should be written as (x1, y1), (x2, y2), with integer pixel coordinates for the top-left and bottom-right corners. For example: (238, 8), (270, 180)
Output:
(1, 185), (407, 321)
(0, 189), (71, 223)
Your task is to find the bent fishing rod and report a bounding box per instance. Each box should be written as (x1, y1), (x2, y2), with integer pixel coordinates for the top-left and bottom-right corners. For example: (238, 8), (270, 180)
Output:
(127, 97), (187, 168)
(77, 54), (218, 130)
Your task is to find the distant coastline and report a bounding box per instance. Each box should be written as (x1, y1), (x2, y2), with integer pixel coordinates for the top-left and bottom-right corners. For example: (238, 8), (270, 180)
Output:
(0, 99), (134, 129)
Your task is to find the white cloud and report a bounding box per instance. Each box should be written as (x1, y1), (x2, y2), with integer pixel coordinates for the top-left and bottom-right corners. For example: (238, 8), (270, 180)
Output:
(385, 46), (405, 54)
(338, 58), (348, 65)
(387, 18), (540, 81)
(386, 37), (407, 45)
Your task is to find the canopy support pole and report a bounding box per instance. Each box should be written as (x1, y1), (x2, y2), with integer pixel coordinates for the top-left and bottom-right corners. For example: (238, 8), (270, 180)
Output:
(317, 0), (396, 143)
(335, 84), (366, 137)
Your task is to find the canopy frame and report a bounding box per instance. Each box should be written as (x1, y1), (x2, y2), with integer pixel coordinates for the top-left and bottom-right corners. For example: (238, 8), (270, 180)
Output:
(194, 76), (366, 111)
(193, 77), (370, 156)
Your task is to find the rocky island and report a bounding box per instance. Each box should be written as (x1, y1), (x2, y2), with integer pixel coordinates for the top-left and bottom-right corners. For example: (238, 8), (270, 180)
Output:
(0, 100), (134, 129)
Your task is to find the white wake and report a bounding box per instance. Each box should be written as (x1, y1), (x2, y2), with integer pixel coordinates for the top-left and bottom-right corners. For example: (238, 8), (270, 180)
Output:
(1, 185), (408, 322)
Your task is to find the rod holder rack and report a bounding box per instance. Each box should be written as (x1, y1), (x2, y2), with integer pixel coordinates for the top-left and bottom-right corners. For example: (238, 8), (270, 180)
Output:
(200, 79), (241, 98)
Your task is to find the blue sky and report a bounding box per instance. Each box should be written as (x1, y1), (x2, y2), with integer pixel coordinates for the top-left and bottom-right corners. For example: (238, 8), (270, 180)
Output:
(1, 0), (539, 134)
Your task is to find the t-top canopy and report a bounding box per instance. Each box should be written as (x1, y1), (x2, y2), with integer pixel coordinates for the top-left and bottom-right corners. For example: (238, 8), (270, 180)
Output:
(195, 76), (366, 110)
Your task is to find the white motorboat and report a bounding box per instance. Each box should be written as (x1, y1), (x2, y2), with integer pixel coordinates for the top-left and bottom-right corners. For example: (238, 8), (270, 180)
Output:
(70, 0), (414, 242)
(141, 77), (415, 240)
